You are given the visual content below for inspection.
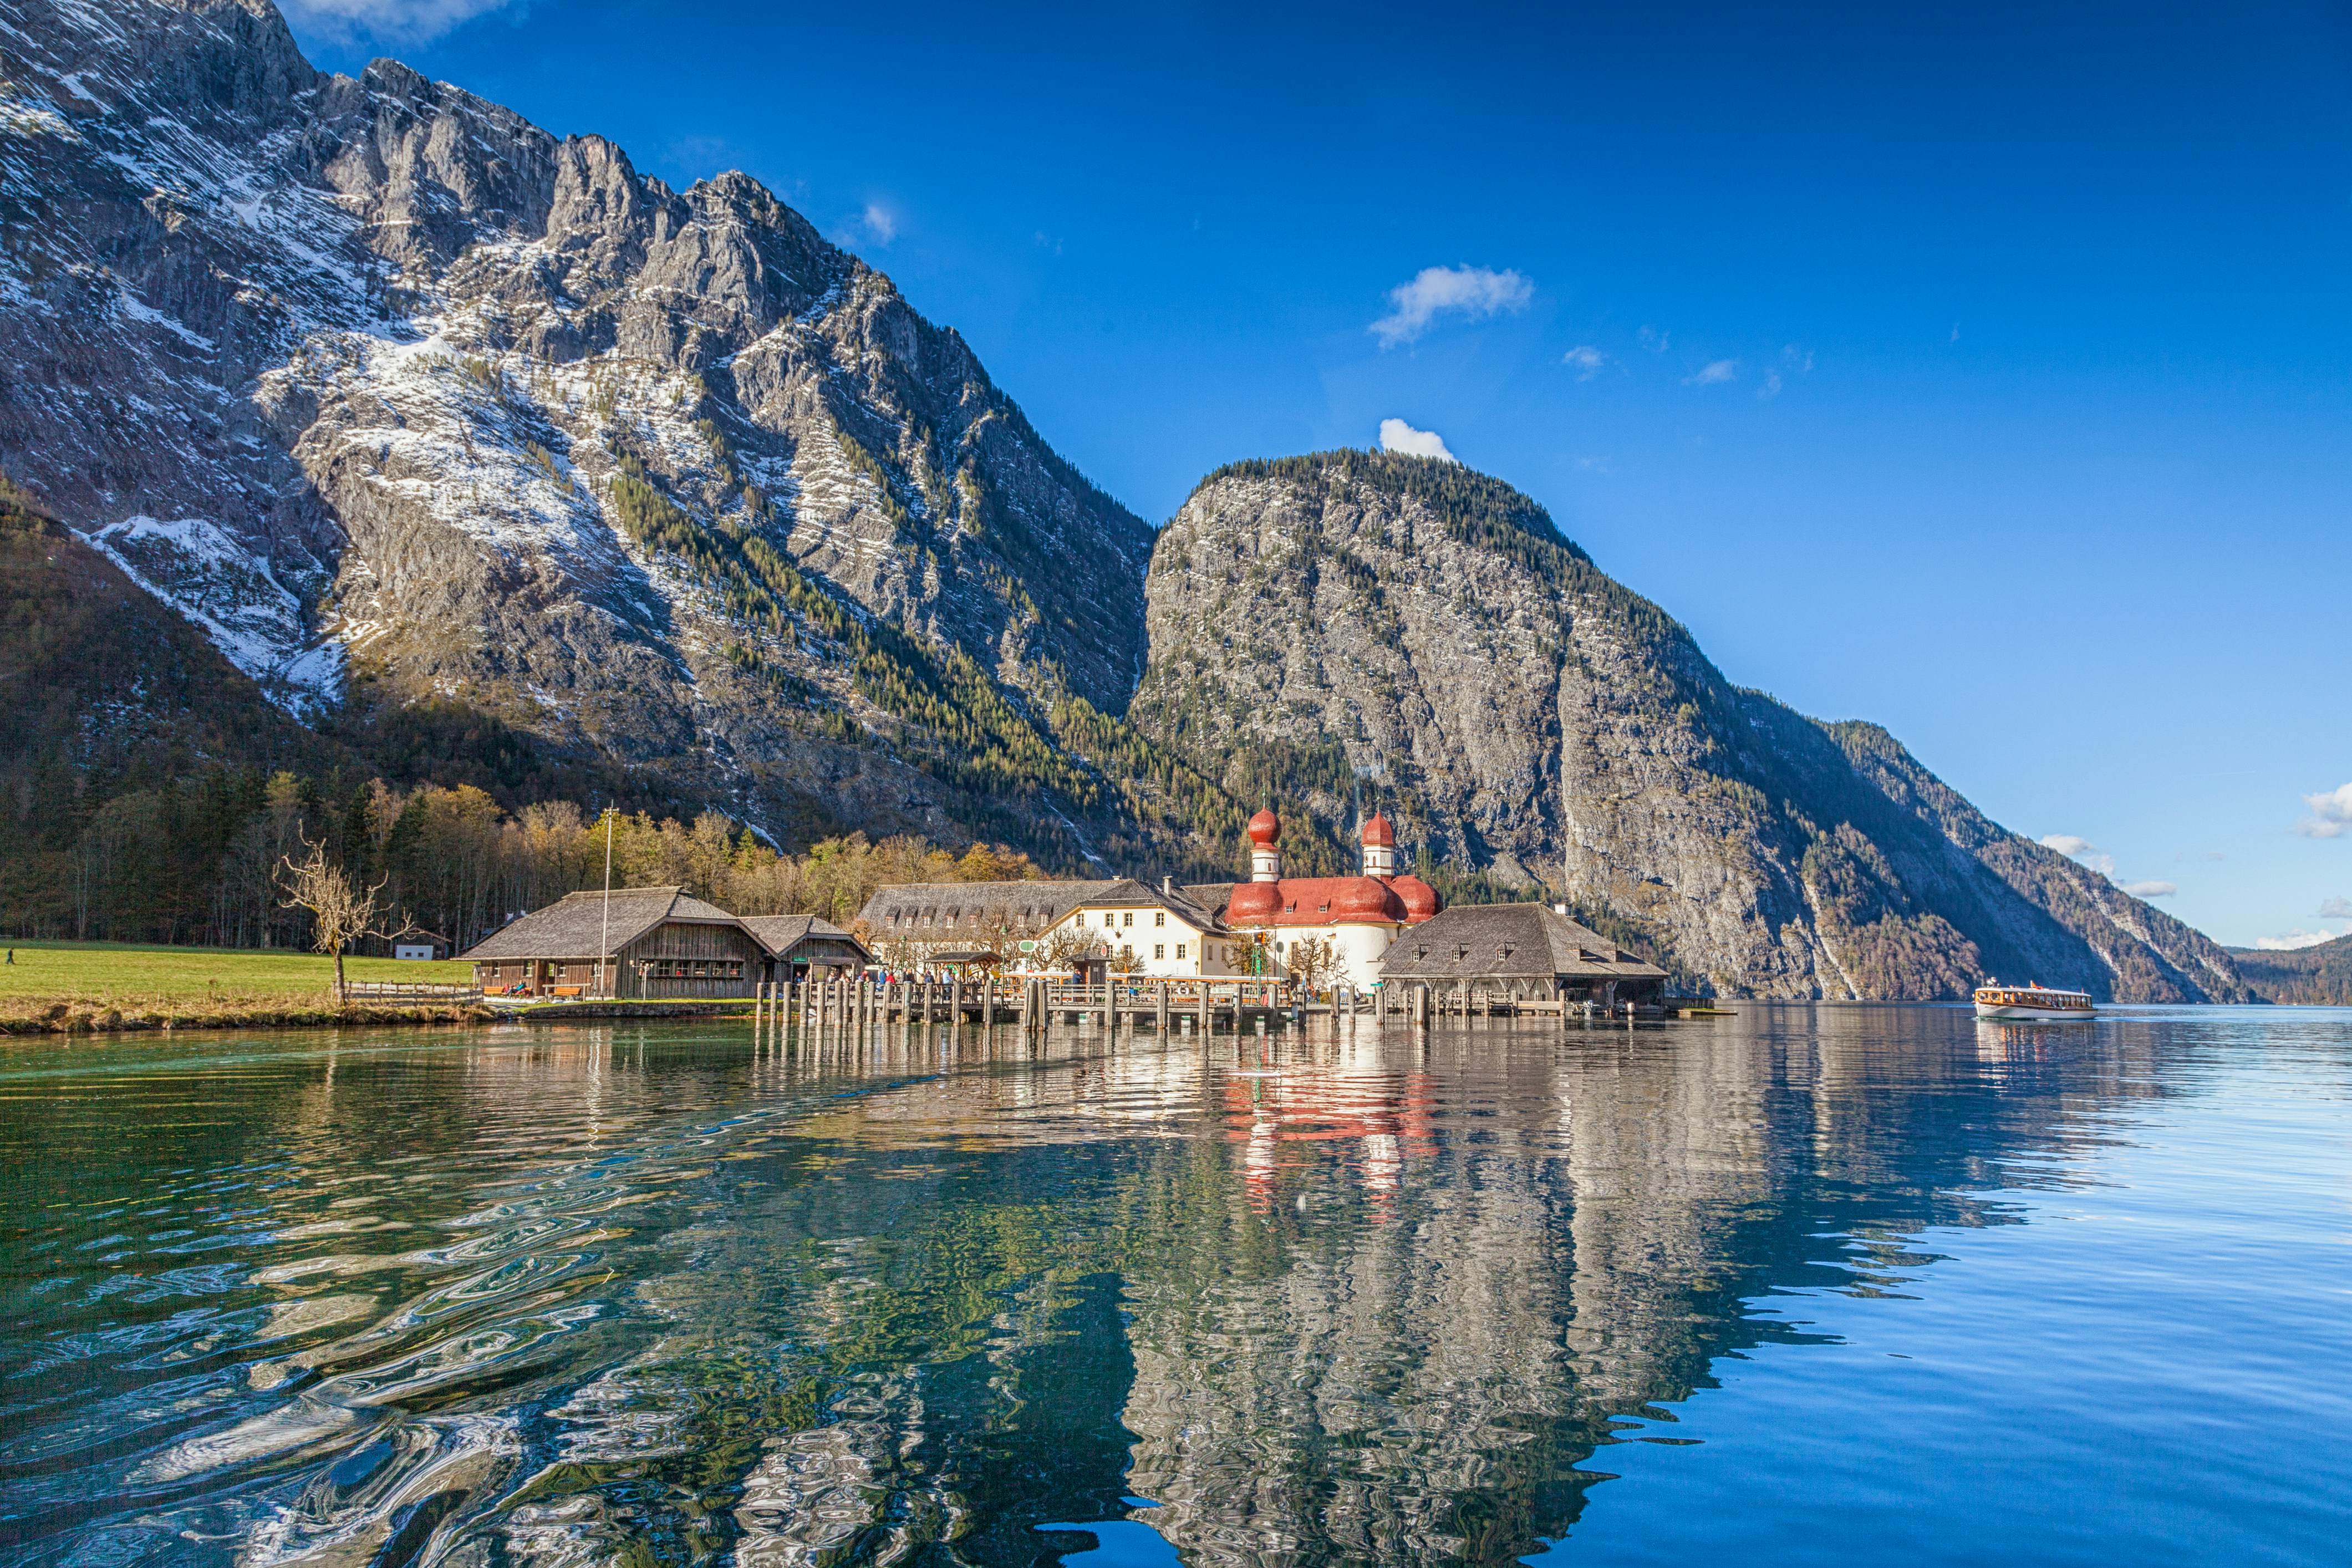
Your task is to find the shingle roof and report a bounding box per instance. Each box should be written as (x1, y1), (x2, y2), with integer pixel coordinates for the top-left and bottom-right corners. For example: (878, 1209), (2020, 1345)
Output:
(854, 878), (1233, 938)
(738, 915), (872, 963)
(1376, 903), (1668, 981)
(459, 887), (739, 961)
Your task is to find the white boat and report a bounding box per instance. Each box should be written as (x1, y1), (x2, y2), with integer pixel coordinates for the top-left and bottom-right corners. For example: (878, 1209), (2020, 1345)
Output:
(1973, 981), (2095, 1021)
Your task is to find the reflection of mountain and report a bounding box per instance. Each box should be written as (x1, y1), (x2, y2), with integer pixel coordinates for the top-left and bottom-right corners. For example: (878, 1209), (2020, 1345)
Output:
(0, 1016), (2162, 1566)
(1098, 1015), (2090, 1566)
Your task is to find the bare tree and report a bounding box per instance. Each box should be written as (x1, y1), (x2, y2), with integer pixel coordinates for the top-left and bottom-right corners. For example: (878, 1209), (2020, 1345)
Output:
(278, 836), (390, 1004)
(1032, 923), (1105, 973)
(1286, 935), (1341, 995)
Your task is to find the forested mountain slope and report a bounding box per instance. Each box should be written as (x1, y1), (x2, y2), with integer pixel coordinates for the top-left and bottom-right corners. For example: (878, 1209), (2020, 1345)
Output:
(0, 0), (1235, 870)
(1134, 451), (2247, 1001)
(2228, 936), (2352, 1006)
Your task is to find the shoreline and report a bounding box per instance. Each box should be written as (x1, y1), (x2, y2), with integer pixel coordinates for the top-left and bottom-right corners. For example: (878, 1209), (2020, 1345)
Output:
(0, 998), (758, 1037)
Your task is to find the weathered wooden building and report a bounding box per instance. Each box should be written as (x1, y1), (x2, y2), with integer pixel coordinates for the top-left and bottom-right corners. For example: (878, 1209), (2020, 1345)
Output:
(1377, 903), (1668, 1006)
(739, 915), (873, 983)
(462, 887), (765, 1000)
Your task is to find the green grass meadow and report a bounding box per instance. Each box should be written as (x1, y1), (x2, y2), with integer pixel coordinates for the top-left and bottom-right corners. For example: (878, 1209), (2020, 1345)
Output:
(0, 939), (476, 1025)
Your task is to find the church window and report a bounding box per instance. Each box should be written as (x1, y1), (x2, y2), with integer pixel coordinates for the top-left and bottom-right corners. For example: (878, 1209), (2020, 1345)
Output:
(1154, 944), (1165, 959)
(1176, 944), (1188, 959)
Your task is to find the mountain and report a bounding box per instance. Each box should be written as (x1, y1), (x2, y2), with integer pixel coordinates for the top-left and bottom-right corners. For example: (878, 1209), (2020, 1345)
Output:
(0, 2), (2250, 999)
(0, 0), (1236, 867)
(1133, 452), (2248, 1001)
(2227, 936), (2352, 1006)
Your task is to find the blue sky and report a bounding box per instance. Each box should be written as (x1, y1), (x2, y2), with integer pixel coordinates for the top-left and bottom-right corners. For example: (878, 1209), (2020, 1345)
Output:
(283, 0), (2352, 949)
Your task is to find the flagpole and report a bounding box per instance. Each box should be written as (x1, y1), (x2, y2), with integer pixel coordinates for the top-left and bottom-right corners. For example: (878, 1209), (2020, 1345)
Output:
(599, 802), (615, 997)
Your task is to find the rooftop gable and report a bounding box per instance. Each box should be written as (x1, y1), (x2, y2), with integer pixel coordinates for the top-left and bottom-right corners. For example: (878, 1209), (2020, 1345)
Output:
(460, 887), (733, 961)
(1377, 903), (1667, 981)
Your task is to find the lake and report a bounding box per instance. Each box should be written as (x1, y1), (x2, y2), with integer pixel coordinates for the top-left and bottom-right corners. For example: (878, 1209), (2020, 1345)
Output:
(1, 1006), (2346, 1565)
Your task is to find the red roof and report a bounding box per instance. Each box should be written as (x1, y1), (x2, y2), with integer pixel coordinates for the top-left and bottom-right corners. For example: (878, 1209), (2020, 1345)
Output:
(1246, 808), (1280, 847)
(1220, 875), (1439, 928)
(1361, 812), (1396, 847)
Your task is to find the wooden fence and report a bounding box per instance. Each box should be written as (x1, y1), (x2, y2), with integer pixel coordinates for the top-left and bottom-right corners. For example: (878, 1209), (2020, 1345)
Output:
(342, 980), (483, 1005)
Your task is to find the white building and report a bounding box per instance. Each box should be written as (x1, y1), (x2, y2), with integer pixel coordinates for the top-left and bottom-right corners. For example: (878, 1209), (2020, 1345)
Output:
(1180, 810), (1442, 991)
(852, 811), (1440, 988)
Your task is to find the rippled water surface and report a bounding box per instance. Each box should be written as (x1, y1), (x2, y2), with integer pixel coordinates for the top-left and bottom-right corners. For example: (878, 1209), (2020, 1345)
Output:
(2, 1007), (2348, 1566)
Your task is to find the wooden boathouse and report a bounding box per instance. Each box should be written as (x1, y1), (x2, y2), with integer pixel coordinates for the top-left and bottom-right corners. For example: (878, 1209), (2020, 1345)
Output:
(1376, 903), (1668, 1012)
(462, 886), (766, 1000)
(738, 915), (873, 984)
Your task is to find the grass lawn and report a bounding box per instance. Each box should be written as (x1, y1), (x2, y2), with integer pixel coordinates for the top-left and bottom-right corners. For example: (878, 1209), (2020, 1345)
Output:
(0, 938), (477, 1024)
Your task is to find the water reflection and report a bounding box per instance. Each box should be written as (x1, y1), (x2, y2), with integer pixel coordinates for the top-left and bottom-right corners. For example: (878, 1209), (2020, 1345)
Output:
(0, 1007), (2326, 1565)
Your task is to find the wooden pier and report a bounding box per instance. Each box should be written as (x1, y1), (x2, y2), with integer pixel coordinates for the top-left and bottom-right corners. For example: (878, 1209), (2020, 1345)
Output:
(741, 976), (1674, 1036)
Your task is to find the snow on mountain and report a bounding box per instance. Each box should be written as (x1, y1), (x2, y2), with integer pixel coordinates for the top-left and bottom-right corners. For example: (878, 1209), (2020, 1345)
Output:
(1, 0), (1154, 852)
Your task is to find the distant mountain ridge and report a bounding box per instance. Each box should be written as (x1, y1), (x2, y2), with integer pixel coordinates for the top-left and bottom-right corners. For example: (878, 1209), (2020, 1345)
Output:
(1134, 451), (2247, 1001)
(2227, 936), (2352, 1006)
(0, 1), (2252, 1000)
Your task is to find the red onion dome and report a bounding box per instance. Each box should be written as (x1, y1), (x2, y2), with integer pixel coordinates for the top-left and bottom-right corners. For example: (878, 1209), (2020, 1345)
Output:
(1246, 808), (1280, 847)
(1361, 811), (1396, 848)
(1332, 877), (1405, 922)
(1225, 880), (1282, 923)
(1389, 875), (1440, 922)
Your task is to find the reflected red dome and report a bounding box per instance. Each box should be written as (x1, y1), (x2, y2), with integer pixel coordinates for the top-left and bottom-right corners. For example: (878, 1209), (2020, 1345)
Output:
(1246, 809), (1280, 847)
(1361, 812), (1396, 847)
(1389, 875), (1440, 922)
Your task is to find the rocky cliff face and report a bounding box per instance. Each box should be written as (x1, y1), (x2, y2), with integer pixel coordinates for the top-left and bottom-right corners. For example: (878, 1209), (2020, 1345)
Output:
(1, 3), (2254, 996)
(1, 0), (1160, 854)
(1136, 452), (2247, 1001)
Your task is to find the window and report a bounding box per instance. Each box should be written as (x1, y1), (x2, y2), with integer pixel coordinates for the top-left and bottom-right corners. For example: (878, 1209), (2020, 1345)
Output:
(1154, 944), (1165, 959)
(644, 959), (744, 980)
(1154, 912), (1165, 927)
(1120, 945), (1133, 959)
(1123, 912), (1134, 927)
(1176, 944), (1187, 959)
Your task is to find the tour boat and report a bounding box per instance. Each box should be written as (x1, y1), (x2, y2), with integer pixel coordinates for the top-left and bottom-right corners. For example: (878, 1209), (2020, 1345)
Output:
(1973, 981), (2095, 1021)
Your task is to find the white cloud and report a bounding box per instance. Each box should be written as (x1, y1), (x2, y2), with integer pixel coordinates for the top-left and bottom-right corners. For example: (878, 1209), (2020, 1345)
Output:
(1562, 345), (1608, 379)
(2120, 880), (2177, 898)
(2039, 833), (2116, 878)
(1377, 419), (1456, 462)
(860, 203), (898, 245)
(279, 0), (518, 44)
(1370, 266), (1532, 347)
(1684, 359), (1739, 386)
(2297, 782), (2352, 838)
(1782, 344), (1815, 373)
(2320, 897), (2352, 919)
(1757, 370), (1784, 399)
(1638, 326), (1671, 353)
(2256, 929), (2348, 951)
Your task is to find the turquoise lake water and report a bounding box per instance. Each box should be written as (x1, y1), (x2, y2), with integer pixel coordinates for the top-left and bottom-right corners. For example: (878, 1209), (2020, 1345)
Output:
(0, 1006), (2346, 1565)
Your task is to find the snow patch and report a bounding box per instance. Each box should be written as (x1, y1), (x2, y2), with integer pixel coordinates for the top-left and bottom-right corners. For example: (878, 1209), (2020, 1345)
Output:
(81, 516), (345, 718)
(114, 283), (216, 350)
